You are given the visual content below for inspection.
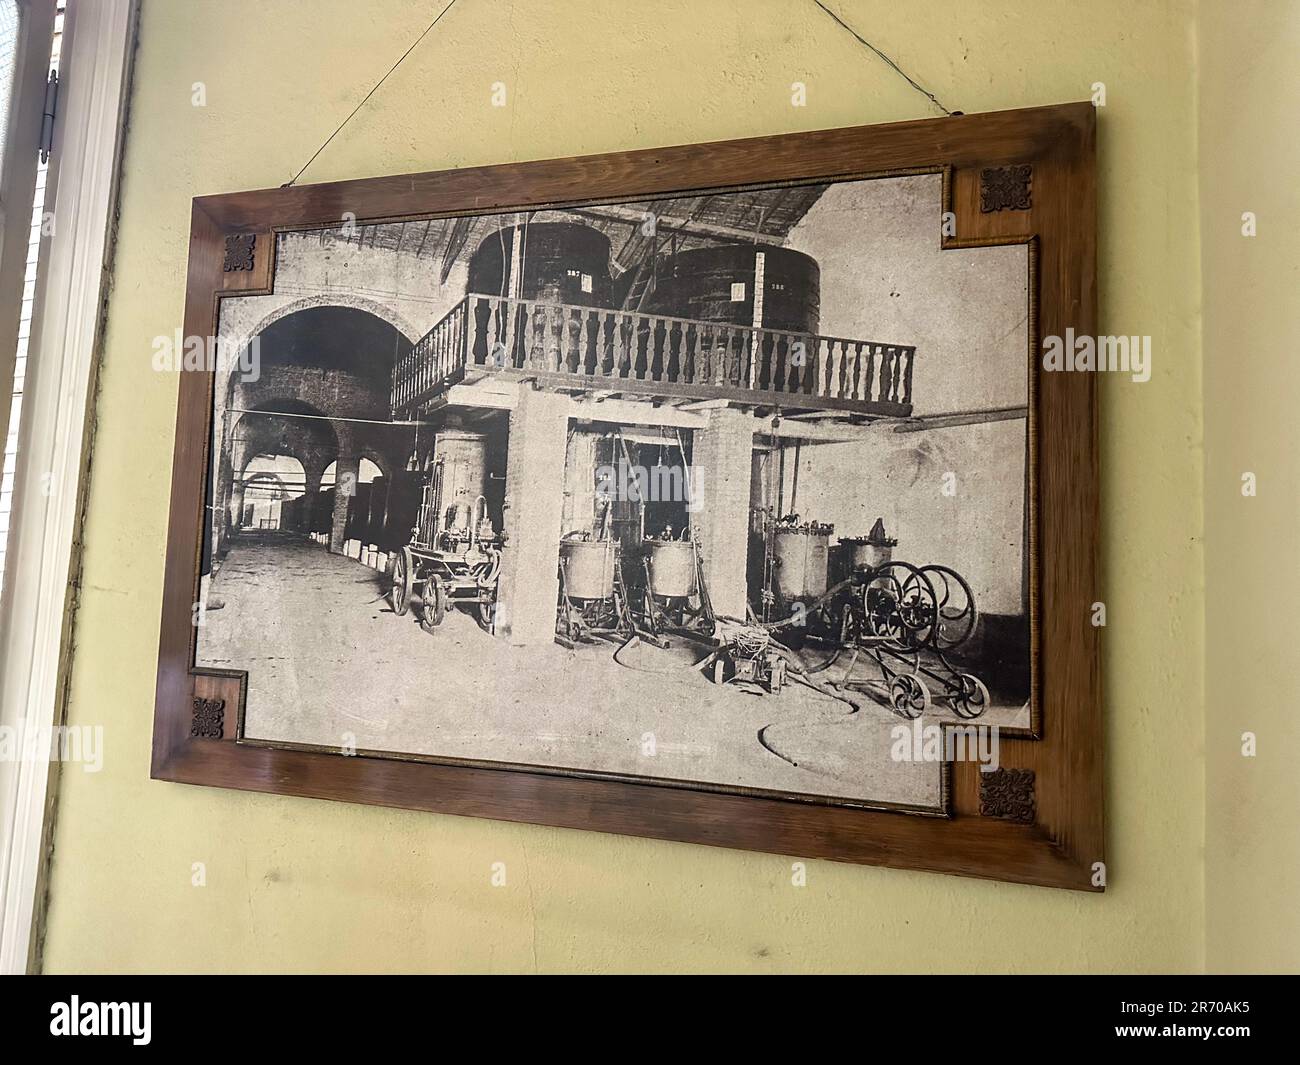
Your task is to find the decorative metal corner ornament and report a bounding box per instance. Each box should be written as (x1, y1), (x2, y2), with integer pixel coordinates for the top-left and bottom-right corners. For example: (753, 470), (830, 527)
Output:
(191, 697), (225, 739)
(980, 164), (1033, 212)
(979, 768), (1036, 823)
(222, 232), (256, 272)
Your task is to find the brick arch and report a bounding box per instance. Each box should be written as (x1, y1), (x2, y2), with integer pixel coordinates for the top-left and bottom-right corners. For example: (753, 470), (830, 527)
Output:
(217, 296), (419, 398)
(242, 470), (291, 499)
(230, 397), (344, 481)
(234, 295), (419, 354)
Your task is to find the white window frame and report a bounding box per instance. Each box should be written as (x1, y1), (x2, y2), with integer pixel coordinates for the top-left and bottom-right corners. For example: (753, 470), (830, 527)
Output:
(0, 0), (135, 975)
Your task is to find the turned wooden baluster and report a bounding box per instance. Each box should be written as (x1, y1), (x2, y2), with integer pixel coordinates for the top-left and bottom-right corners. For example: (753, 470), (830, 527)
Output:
(609, 312), (624, 377)
(514, 302), (526, 368)
(529, 302), (545, 370)
(683, 320), (695, 383)
(579, 308), (595, 374)
(563, 306), (574, 373)
(555, 305), (568, 372)
(576, 307), (590, 375)
(858, 343), (873, 402)
(597, 310), (612, 376)
(693, 324), (707, 383)
(650, 317), (664, 382)
(486, 296), (503, 368)
(550, 303), (562, 372)
(465, 296), (479, 366)
(504, 297), (520, 368)
(638, 317), (651, 380)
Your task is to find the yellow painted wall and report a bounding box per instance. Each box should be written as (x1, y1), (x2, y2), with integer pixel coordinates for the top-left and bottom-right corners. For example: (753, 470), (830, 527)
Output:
(1200, 0), (1300, 974)
(43, 0), (1207, 973)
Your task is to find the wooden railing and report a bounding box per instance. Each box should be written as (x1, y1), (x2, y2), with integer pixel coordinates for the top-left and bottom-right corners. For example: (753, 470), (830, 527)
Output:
(392, 293), (916, 417)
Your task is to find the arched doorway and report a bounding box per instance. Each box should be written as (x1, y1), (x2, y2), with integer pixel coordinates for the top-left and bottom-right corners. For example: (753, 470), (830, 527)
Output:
(220, 307), (414, 556)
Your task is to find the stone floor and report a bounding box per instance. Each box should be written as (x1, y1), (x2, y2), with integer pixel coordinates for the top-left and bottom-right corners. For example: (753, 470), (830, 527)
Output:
(198, 533), (1029, 812)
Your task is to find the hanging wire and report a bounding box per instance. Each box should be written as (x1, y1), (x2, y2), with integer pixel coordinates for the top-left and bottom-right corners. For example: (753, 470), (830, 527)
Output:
(283, 0), (462, 187)
(809, 0), (955, 117)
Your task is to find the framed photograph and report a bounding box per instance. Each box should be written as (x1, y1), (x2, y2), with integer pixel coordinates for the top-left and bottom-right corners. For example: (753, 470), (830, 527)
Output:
(154, 102), (1100, 890)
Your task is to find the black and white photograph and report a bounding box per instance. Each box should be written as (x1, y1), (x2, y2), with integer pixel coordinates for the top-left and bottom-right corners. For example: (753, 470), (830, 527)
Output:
(2, 0), (1294, 997)
(196, 172), (1031, 812)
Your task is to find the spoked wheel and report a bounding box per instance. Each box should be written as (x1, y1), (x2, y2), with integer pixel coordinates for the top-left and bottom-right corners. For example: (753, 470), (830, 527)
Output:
(864, 562), (937, 647)
(418, 578), (445, 633)
(889, 673), (931, 719)
(470, 554), (500, 632)
(920, 564), (979, 651)
(950, 672), (990, 719)
(390, 546), (414, 616)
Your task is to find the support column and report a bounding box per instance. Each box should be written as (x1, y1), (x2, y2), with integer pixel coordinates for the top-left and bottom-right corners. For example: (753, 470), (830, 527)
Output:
(229, 481), (246, 530)
(495, 389), (570, 645)
(329, 454), (360, 554)
(689, 408), (754, 620)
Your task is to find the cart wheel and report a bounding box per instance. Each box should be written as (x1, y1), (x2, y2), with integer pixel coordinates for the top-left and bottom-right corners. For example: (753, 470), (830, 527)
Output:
(951, 673), (990, 719)
(889, 673), (931, 719)
(418, 579), (445, 633)
(390, 546), (414, 616)
(867, 562), (937, 648)
(478, 598), (496, 632)
(920, 565), (979, 651)
(713, 658), (726, 685)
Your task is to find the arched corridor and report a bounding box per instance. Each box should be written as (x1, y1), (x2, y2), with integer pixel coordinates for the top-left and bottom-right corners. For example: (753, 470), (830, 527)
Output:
(211, 306), (416, 563)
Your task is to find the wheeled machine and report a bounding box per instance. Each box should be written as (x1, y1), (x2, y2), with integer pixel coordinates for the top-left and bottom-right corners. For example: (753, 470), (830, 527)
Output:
(825, 520), (990, 719)
(389, 450), (502, 633)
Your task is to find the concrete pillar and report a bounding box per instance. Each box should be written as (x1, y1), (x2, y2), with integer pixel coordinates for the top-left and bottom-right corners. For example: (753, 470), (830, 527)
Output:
(329, 454), (360, 554)
(689, 408), (754, 620)
(229, 481), (246, 530)
(217, 475), (233, 553)
(495, 389), (570, 645)
(299, 465), (324, 535)
(213, 451), (232, 555)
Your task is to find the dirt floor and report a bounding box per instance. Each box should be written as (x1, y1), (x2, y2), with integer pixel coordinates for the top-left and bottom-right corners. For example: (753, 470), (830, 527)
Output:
(197, 534), (1029, 812)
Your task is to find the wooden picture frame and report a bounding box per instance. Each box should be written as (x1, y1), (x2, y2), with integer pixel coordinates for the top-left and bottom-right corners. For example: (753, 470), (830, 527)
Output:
(153, 102), (1100, 891)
